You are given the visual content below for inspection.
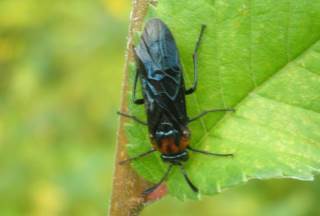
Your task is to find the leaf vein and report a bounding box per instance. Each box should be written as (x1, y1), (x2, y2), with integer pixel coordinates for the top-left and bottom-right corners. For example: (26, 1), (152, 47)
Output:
(202, 38), (320, 144)
(255, 92), (320, 116)
(234, 109), (320, 147)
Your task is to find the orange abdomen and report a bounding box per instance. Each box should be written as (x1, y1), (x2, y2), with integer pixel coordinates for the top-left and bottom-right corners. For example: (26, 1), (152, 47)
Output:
(152, 135), (189, 155)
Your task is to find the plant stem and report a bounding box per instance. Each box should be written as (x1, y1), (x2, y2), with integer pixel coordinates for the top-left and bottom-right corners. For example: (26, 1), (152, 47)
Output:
(109, 1), (165, 215)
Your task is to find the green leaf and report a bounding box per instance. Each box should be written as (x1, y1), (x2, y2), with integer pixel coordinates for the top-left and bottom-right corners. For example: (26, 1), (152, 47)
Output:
(126, 0), (320, 199)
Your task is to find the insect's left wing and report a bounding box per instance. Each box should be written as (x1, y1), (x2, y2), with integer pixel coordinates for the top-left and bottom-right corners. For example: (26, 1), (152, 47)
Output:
(135, 18), (182, 100)
(135, 19), (189, 129)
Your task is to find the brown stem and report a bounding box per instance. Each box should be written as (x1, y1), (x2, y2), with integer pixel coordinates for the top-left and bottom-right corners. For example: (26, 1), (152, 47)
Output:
(109, 1), (166, 215)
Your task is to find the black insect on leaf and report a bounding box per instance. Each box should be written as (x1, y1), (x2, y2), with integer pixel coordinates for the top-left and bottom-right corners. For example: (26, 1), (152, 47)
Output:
(118, 18), (234, 195)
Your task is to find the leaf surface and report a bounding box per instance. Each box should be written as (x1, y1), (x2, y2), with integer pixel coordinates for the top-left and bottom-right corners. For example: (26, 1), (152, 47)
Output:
(126, 0), (320, 199)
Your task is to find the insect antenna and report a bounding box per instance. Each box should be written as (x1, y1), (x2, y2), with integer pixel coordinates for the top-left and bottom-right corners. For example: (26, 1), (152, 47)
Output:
(178, 163), (198, 193)
(187, 146), (234, 157)
(117, 111), (147, 125)
(143, 164), (173, 195)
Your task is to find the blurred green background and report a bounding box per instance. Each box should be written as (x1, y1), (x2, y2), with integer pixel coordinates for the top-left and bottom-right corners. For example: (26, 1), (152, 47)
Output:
(0, 0), (128, 215)
(1, 0), (320, 216)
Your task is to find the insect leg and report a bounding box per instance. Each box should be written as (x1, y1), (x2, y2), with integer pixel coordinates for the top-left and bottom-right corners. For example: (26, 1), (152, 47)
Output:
(188, 108), (235, 123)
(117, 111), (147, 125)
(178, 163), (199, 193)
(187, 146), (233, 157)
(143, 164), (174, 195)
(132, 69), (144, 105)
(132, 46), (144, 105)
(119, 149), (156, 165)
(185, 24), (206, 95)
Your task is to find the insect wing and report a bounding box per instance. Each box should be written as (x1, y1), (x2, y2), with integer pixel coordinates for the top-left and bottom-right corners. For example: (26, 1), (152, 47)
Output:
(134, 19), (188, 131)
(135, 18), (182, 100)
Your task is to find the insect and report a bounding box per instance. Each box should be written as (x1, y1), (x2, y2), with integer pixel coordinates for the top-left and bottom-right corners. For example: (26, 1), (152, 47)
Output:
(118, 18), (234, 195)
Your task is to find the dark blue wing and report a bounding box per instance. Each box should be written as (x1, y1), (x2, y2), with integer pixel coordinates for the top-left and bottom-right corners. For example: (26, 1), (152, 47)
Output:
(135, 18), (182, 100)
(134, 18), (188, 131)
